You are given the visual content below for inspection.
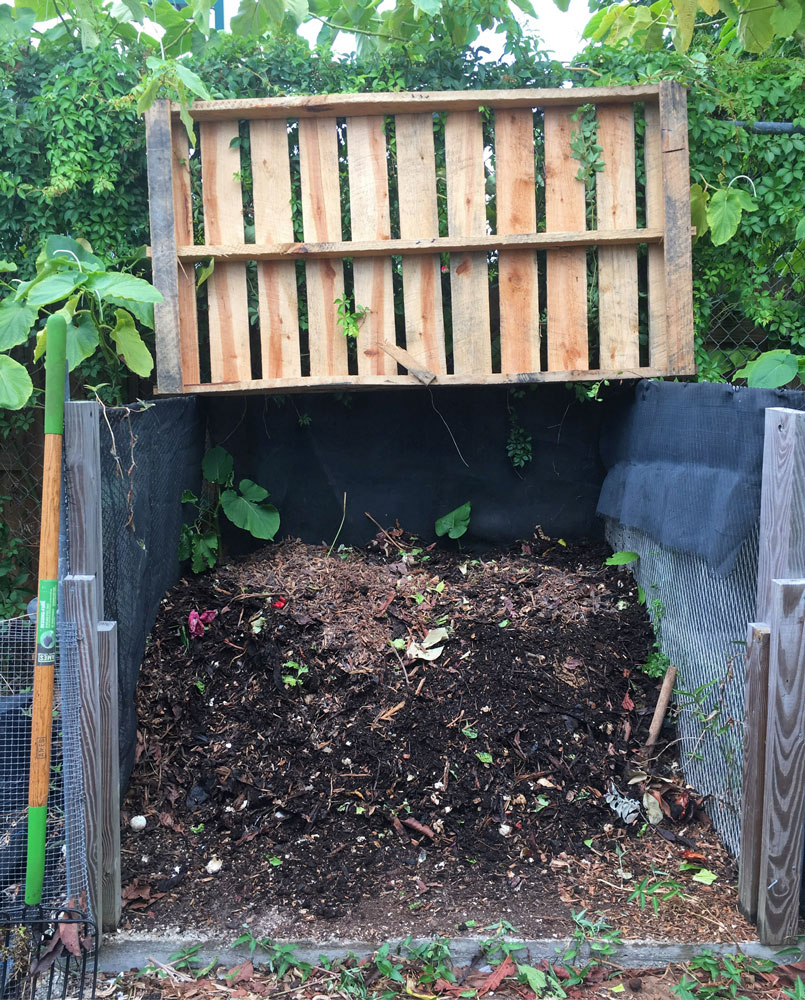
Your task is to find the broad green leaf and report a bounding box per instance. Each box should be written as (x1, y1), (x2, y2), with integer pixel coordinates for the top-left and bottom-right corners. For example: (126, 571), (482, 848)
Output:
(0, 354), (33, 409)
(770, 0), (802, 35)
(706, 188), (743, 246)
(174, 61), (213, 101)
(104, 296), (154, 329)
(238, 478), (270, 503)
(231, 0), (268, 34)
(412, 0), (440, 14)
(511, 0), (537, 14)
(202, 445), (234, 484)
(136, 75), (162, 116)
(285, 0), (309, 23)
(109, 309), (154, 377)
(42, 235), (104, 272)
(672, 0), (698, 50)
(0, 260), (16, 273)
(85, 271), (163, 304)
(191, 531), (218, 573)
(196, 260), (215, 289)
(435, 501), (471, 540)
(796, 216), (805, 241)
(66, 315), (100, 371)
(0, 4), (35, 41)
(0, 298), (37, 350)
(189, 0), (213, 34)
(737, 0), (775, 50)
(696, 0), (719, 13)
(34, 327), (46, 363)
(552, 0), (570, 9)
(517, 966), (547, 993)
(734, 350), (799, 388)
(731, 187), (757, 212)
(605, 550), (639, 566)
(690, 183), (709, 240)
(178, 523), (193, 562)
(26, 272), (87, 307)
(221, 488), (280, 539)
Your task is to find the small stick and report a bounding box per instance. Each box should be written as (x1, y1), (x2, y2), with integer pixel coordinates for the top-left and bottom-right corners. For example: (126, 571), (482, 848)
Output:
(645, 664), (678, 748)
(364, 511), (407, 551)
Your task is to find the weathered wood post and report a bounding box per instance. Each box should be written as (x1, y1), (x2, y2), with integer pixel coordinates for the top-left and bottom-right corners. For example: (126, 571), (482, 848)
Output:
(740, 406), (805, 942)
(63, 400), (121, 934)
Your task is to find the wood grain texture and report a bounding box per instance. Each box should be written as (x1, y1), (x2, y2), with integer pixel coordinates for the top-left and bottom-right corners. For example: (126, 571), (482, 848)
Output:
(738, 622), (771, 924)
(544, 108), (588, 371)
(396, 113), (446, 373)
(644, 100), (667, 369)
(145, 102), (183, 394)
(596, 104), (638, 368)
(756, 408), (805, 624)
(64, 402), (104, 624)
(347, 116), (395, 375)
(172, 85), (662, 122)
(178, 364), (670, 395)
(299, 118), (348, 376)
(758, 579), (805, 945)
(97, 621), (121, 932)
(445, 110), (491, 374)
(172, 228), (664, 262)
(63, 574), (102, 931)
(200, 120), (252, 383)
(658, 81), (695, 374)
(170, 124), (200, 385)
(250, 119), (300, 378)
(495, 109), (539, 371)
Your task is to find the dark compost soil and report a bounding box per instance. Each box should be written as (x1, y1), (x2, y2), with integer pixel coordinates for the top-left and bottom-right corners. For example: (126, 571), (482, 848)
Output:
(120, 531), (753, 943)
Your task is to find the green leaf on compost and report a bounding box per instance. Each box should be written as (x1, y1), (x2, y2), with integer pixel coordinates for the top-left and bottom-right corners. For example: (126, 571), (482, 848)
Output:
(0, 354), (33, 409)
(605, 550), (639, 566)
(691, 868), (718, 885)
(475, 751), (493, 764)
(734, 349), (799, 388)
(109, 308), (154, 377)
(435, 501), (471, 540)
(202, 446), (234, 484)
(222, 482), (280, 540)
(0, 298), (37, 350)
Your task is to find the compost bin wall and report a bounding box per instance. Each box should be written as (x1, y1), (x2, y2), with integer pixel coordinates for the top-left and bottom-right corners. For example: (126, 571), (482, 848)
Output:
(598, 380), (805, 855)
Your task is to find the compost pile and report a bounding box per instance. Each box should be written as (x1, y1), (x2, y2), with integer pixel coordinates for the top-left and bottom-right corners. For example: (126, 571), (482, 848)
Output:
(122, 531), (706, 933)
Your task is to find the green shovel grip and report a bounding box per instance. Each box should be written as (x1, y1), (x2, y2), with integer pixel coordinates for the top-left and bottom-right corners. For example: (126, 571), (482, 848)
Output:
(44, 313), (67, 436)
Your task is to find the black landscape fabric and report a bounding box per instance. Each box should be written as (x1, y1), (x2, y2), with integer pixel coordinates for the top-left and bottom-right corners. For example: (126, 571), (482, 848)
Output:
(597, 379), (805, 576)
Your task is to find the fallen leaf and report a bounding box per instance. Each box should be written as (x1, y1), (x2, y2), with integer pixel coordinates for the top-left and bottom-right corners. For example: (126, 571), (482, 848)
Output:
(227, 960), (254, 984)
(478, 955), (516, 996)
(621, 691), (635, 711)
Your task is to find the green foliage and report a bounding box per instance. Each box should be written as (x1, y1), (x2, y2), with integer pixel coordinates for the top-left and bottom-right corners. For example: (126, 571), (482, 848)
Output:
(605, 550), (639, 566)
(0, 494), (33, 617)
(334, 296), (370, 340)
(672, 950), (777, 1000)
(435, 500), (471, 540)
(180, 446), (279, 573)
(734, 347), (804, 386)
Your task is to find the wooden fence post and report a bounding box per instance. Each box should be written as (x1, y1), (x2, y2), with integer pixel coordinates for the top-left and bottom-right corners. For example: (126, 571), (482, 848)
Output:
(64, 402), (104, 623)
(757, 579), (805, 945)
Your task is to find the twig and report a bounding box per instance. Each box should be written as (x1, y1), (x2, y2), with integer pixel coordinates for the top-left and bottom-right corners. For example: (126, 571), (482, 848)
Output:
(645, 665), (678, 749)
(326, 492), (348, 558)
(364, 511), (407, 551)
(388, 640), (410, 686)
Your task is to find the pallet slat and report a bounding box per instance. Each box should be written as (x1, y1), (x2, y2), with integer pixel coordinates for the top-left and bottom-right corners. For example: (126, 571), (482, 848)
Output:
(347, 116), (395, 375)
(170, 124), (200, 386)
(544, 108), (588, 371)
(445, 110), (491, 374)
(251, 120), (301, 379)
(200, 120), (252, 383)
(644, 102), (667, 370)
(396, 113), (446, 373)
(299, 118), (348, 376)
(495, 109), (539, 372)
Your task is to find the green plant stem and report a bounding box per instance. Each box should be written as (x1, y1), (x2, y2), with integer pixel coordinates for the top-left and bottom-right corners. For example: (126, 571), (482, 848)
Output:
(326, 491), (347, 559)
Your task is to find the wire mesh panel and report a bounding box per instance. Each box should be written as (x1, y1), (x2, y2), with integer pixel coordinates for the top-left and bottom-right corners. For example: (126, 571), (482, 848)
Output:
(605, 518), (757, 856)
(0, 621), (88, 915)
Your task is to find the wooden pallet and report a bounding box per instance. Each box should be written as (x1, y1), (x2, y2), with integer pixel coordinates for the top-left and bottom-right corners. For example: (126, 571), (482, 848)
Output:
(145, 83), (695, 395)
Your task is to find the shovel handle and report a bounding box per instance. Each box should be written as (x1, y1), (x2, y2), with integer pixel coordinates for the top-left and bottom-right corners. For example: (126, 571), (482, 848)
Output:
(26, 313), (67, 906)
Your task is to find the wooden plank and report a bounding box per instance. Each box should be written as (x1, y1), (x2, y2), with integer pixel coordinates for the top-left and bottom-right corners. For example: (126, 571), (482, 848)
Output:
(170, 124), (200, 386)
(738, 622), (771, 923)
(298, 118), (348, 376)
(176, 364), (677, 395)
(756, 408), (805, 623)
(380, 341), (436, 385)
(63, 575), (102, 930)
(495, 109), (539, 371)
(544, 108), (588, 371)
(170, 85), (663, 122)
(171, 228), (665, 262)
(757, 578), (805, 945)
(144, 102), (183, 394)
(396, 113), (446, 373)
(596, 104), (639, 368)
(250, 120), (300, 378)
(200, 120), (252, 383)
(347, 116), (395, 375)
(658, 81), (695, 374)
(644, 100), (667, 369)
(445, 110), (491, 374)
(97, 621), (121, 933)
(64, 402), (103, 625)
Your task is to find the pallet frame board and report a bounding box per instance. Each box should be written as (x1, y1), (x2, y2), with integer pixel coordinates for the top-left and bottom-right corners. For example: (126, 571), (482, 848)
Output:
(145, 83), (696, 394)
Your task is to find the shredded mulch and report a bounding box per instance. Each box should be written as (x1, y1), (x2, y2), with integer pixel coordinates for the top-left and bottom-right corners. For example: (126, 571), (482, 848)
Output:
(120, 529), (754, 943)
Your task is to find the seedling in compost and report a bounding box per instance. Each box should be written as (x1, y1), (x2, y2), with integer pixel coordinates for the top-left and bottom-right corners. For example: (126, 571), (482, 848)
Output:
(281, 660), (308, 688)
